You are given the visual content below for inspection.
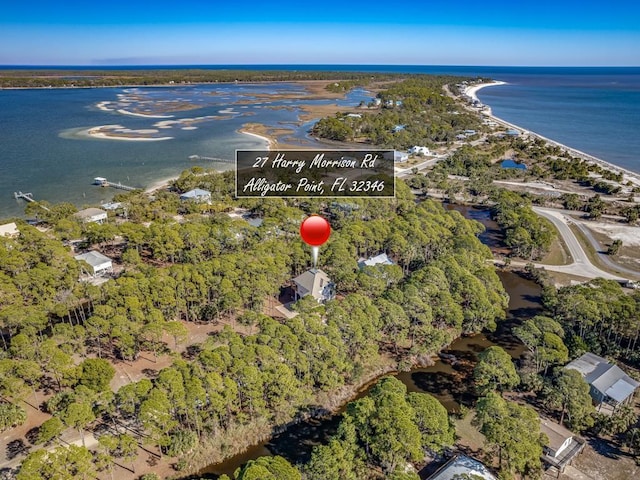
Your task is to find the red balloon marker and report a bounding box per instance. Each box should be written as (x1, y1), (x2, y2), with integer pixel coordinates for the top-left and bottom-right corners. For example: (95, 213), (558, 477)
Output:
(300, 215), (331, 267)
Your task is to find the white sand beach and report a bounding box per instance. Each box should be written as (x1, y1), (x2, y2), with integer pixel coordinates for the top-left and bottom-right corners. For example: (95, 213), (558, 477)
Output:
(465, 81), (507, 103)
(144, 176), (178, 194)
(240, 130), (273, 149)
(466, 82), (640, 188)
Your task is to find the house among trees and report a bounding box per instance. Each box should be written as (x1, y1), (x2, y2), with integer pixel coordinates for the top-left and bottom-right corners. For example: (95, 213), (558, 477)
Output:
(540, 417), (585, 477)
(0, 222), (19, 237)
(394, 151), (409, 163)
(565, 352), (640, 413)
(293, 268), (335, 303)
(180, 188), (211, 203)
(74, 251), (113, 277)
(408, 145), (430, 156)
(73, 207), (108, 224)
(426, 454), (497, 480)
(358, 253), (394, 269)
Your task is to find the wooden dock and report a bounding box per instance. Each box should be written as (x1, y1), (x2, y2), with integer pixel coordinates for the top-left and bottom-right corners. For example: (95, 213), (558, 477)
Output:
(93, 177), (138, 192)
(14, 191), (35, 202)
(13, 191), (51, 211)
(188, 155), (234, 164)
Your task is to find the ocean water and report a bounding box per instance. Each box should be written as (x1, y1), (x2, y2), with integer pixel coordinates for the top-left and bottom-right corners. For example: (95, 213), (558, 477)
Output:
(0, 82), (370, 218)
(473, 68), (640, 173)
(0, 66), (638, 218)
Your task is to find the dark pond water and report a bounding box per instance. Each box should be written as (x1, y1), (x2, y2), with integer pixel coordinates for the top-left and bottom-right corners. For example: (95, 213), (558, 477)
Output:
(193, 205), (543, 478)
(501, 159), (527, 170)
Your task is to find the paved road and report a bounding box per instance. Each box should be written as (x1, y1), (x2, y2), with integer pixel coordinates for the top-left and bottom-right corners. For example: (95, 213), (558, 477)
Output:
(532, 207), (628, 280)
(395, 156), (444, 178)
(571, 219), (640, 279)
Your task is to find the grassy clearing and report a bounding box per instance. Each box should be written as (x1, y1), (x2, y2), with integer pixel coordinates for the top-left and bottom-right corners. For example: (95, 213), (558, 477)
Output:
(540, 234), (572, 266)
(569, 224), (632, 278)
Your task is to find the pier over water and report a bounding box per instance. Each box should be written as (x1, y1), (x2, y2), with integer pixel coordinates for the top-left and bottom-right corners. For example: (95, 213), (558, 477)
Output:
(93, 177), (138, 192)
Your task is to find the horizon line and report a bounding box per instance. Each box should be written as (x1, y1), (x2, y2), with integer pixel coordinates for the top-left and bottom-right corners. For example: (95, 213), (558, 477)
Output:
(1, 63), (640, 69)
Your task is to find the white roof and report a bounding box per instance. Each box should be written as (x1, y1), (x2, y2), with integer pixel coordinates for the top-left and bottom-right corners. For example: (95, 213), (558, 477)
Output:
(74, 208), (107, 219)
(428, 455), (497, 480)
(180, 188), (211, 199)
(358, 253), (394, 268)
(0, 222), (19, 237)
(606, 378), (638, 403)
(74, 251), (112, 268)
(566, 352), (640, 403)
(101, 202), (123, 210)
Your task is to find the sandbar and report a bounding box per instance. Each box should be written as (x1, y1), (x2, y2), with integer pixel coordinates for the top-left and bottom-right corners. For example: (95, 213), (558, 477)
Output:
(116, 109), (174, 119)
(85, 125), (173, 141)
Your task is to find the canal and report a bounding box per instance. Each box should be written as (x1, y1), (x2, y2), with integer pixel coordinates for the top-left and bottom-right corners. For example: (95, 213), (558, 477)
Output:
(194, 205), (543, 478)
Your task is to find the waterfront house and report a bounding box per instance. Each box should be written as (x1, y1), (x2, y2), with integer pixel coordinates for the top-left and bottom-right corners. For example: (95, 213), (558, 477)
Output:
(426, 455), (497, 480)
(75, 251), (113, 277)
(101, 202), (124, 211)
(505, 129), (520, 136)
(358, 253), (394, 269)
(74, 208), (108, 224)
(0, 222), (19, 237)
(293, 268), (335, 303)
(565, 352), (639, 413)
(180, 188), (212, 203)
(540, 417), (585, 477)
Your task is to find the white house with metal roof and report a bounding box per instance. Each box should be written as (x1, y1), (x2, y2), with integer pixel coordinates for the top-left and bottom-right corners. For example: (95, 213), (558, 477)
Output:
(565, 352), (639, 412)
(426, 455), (497, 480)
(75, 251), (113, 277)
(180, 188), (211, 203)
(357, 253), (394, 269)
(409, 146), (431, 156)
(293, 268), (335, 303)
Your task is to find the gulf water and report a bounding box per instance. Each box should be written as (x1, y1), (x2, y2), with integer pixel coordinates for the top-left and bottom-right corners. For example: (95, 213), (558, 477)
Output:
(1, 66), (638, 218)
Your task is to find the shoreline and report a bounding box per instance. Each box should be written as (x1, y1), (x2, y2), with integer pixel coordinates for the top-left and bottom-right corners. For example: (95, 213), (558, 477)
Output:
(466, 82), (640, 187)
(144, 176), (179, 194)
(238, 129), (273, 149)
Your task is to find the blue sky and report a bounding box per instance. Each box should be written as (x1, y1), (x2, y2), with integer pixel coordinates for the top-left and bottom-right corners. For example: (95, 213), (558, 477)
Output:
(1, 1), (639, 66)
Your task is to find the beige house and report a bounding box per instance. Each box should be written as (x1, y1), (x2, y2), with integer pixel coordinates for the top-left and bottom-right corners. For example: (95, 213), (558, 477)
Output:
(293, 269), (335, 303)
(540, 418), (585, 477)
(0, 222), (19, 237)
(74, 208), (108, 224)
